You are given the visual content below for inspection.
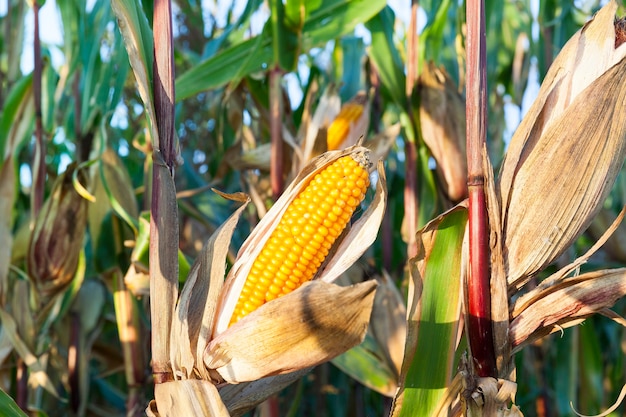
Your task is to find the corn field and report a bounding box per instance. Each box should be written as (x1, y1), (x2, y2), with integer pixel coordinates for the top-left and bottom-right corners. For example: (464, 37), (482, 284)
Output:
(1, 0), (626, 416)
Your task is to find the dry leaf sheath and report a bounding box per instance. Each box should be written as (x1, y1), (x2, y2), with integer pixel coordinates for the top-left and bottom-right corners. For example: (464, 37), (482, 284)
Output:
(497, 0), (626, 291)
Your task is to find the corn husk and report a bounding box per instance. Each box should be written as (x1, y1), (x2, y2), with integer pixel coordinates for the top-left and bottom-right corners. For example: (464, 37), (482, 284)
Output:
(27, 164), (88, 301)
(205, 280), (377, 383)
(150, 148), (387, 414)
(497, 0), (626, 290)
(418, 63), (468, 202)
(213, 146), (387, 336)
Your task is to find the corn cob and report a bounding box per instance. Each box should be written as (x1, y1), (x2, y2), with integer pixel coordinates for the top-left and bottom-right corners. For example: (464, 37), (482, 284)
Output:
(229, 154), (370, 326)
(326, 102), (365, 151)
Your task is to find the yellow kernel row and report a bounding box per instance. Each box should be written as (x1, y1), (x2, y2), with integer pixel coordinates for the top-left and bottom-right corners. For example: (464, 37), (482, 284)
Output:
(228, 155), (370, 326)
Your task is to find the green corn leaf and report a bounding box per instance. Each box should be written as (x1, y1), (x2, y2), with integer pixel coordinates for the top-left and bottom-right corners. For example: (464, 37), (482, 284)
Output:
(392, 205), (467, 417)
(366, 6), (406, 107)
(0, 75), (34, 166)
(332, 332), (399, 397)
(0, 388), (28, 417)
(111, 0), (156, 141)
(176, 0), (385, 100)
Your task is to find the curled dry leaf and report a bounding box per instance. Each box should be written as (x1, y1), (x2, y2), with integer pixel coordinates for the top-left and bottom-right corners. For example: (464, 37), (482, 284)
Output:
(418, 62), (467, 202)
(587, 207), (626, 262)
(205, 280), (377, 384)
(497, 0), (626, 290)
(509, 268), (626, 351)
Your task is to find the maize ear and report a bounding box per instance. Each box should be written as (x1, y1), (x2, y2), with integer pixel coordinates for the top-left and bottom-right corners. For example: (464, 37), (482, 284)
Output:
(326, 102), (365, 151)
(229, 154), (370, 326)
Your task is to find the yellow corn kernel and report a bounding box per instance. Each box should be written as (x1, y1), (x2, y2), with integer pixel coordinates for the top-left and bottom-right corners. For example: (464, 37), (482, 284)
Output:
(229, 154), (370, 326)
(326, 103), (365, 151)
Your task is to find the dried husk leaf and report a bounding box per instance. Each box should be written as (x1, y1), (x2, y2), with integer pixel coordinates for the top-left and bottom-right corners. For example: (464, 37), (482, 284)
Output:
(418, 62), (468, 202)
(509, 268), (626, 350)
(498, 1), (626, 289)
(148, 379), (229, 417)
(27, 165), (88, 301)
(499, 58), (626, 290)
(169, 198), (248, 381)
(204, 280), (377, 384)
(462, 377), (522, 417)
(219, 369), (311, 417)
(212, 146), (385, 336)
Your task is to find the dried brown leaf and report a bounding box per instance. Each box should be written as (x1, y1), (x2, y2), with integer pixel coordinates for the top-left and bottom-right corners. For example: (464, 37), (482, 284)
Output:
(204, 280), (377, 384)
(150, 159), (180, 373)
(418, 63), (468, 201)
(498, 1), (626, 289)
(510, 268), (626, 350)
(500, 56), (626, 289)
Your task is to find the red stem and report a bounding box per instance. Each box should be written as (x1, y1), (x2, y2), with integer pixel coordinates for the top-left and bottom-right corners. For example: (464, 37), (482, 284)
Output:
(153, 0), (176, 169)
(404, 0), (420, 260)
(465, 0), (496, 377)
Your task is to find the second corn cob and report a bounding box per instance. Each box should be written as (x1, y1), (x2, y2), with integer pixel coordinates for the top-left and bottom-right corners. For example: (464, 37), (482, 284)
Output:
(326, 95), (367, 151)
(229, 154), (370, 326)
